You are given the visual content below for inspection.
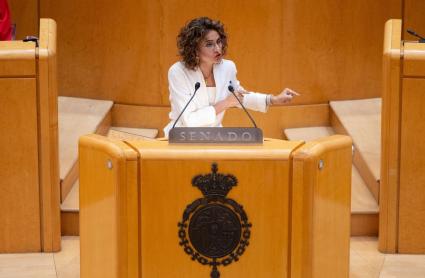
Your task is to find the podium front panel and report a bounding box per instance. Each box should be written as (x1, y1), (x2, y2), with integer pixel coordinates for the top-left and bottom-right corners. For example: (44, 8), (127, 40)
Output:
(139, 159), (290, 277)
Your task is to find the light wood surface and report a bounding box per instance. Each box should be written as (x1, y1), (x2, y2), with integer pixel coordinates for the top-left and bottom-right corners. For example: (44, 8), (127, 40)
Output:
(398, 78), (425, 253)
(403, 43), (425, 76)
(39, 0), (400, 105)
(379, 19), (402, 254)
(79, 135), (139, 278)
(109, 127), (158, 139)
(0, 41), (36, 77)
(139, 159), (291, 277)
(330, 99), (381, 182)
(60, 108), (112, 202)
(291, 135), (352, 278)
(37, 18), (61, 252)
(330, 99), (381, 201)
(284, 126), (379, 214)
(79, 134), (352, 277)
(58, 96), (113, 181)
(0, 19), (61, 253)
(0, 78), (41, 252)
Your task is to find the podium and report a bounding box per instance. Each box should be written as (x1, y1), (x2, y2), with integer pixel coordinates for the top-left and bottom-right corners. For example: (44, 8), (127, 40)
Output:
(79, 135), (351, 278)
(0, 19), (60, 253)
(380, 19), (425, 254)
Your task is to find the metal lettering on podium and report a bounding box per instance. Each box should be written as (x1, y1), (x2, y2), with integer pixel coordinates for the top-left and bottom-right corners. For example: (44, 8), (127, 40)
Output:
(169, 127), (263, 144)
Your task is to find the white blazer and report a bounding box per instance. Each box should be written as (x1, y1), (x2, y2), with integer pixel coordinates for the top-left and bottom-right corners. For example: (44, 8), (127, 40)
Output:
(164, 59), (268, 137)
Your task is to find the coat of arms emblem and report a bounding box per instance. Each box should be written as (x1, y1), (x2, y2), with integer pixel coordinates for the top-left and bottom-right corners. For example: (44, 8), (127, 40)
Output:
(178, 163), (252, 278)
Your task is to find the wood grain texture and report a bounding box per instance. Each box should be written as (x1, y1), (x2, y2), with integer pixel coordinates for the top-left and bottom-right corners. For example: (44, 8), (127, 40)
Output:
(403, 43), (425, 77)
(39, 0), (400, 105)
(379, 19), (402, 254)
(398, 78), (425, 253)
(291, 135), (352, 278)
(0, 41), (36, 77)
(79, 135), (139, 278)
(139, 159), (291, 277)
(0, 78), (41, 252)
(37, 18), (61, 252)
(351, 214), (379, 237)
(404, 0), (425, 43)
(8, 0), (39, 40)
(330, 107), (380, 202)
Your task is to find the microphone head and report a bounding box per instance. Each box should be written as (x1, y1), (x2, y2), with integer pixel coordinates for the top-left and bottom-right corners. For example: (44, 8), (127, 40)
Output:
(195, 82), (201, 90)
(228, 85), (234, 92)
(407, 29), (416, 36)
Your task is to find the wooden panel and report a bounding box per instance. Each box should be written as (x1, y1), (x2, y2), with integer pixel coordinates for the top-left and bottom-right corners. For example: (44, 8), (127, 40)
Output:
(351, 214), (379, 237)
(61, 212), (79, 236)
(403, 43), (425, 77)
(398, 78), (425, 253)
(112, 103), (329, 138)
(0, 78), (41, 252)
(138, 160), (291, 276)
(0, 41), (36, 76)
(8, 0), (39, 40)
(379, 19), (402, 254)
(40, 0), (163, 105)
(281, 0), (400, 104)
(79, 135), (139, 278)
(41, 0), (399, 105)
(291, 135), (351, 278)
(404, 0), (425, 42)
(37, 18), (61, 252)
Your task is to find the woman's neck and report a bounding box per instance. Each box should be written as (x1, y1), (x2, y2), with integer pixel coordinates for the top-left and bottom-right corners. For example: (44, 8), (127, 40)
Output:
(199, 63), (213, 78)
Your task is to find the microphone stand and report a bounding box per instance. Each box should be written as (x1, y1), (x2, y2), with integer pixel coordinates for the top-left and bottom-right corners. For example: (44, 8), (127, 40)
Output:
(228, 85), (258, 128)
(407, 29), (425, 43)
(172, 82), (201, 129)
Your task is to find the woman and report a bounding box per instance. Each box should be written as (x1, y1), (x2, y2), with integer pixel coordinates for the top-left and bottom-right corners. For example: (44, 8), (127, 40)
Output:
(164, 17), (299, 137)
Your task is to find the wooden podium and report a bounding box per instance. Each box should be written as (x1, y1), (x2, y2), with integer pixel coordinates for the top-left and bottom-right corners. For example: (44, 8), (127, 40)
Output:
(79, 135), (351, 278)
(380, 19), (425, 254)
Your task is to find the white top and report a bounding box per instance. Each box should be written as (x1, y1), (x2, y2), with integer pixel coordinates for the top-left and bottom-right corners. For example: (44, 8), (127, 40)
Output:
(206, 87), (216, 105)
(164, 59), (268, 137)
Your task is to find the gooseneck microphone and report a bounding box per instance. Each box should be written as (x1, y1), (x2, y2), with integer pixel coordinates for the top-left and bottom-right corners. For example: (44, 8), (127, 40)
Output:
(228, 84), (258, 128)
(407, 29), (425, 43)
(172, 82), (201, 129)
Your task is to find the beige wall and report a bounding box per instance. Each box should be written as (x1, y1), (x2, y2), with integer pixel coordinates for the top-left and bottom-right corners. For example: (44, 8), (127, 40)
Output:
(28, 1), (421, 105)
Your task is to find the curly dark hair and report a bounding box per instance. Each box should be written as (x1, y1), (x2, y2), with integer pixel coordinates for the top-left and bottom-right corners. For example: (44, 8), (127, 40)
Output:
(177, 17), (228, 70)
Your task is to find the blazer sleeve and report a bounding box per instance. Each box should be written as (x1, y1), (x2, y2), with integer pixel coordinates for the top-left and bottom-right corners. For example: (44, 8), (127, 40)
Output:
(168, 66), (217, 127)
(230, 61), (268, 113)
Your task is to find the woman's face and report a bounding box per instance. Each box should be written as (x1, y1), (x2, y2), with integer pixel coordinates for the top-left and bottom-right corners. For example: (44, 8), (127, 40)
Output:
(197, 30), (223, 66)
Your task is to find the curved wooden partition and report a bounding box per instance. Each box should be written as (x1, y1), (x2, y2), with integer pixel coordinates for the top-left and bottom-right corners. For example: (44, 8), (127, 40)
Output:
(0, 18), (60, 253)
(291, 135), (352, 278)
(380, 18), (402, 254)
(79, 134), (351, 278)
(380, 19), (425, 254)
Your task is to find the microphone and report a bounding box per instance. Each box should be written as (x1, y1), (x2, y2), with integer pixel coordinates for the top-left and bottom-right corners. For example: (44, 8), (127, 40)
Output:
(172, 82), (201, 128)
(407, 29), (425, 43)
(228, 84), (258, 128)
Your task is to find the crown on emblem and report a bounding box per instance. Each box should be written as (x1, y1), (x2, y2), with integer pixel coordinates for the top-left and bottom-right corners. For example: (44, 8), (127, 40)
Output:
(192, 163), (237, 198)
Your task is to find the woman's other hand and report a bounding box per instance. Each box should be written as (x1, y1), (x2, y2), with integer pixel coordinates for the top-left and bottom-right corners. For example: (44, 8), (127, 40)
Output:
(271, 88), (300, 105)
(225, 92), (244, 108)
(213, 92), (244, 115)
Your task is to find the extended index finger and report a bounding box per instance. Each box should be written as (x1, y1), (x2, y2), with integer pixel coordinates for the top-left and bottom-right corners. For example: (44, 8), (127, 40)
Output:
(287, 89), (300, 96)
